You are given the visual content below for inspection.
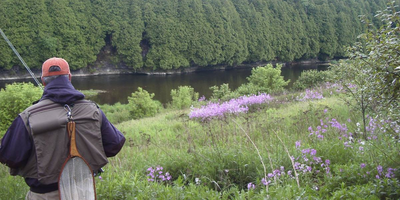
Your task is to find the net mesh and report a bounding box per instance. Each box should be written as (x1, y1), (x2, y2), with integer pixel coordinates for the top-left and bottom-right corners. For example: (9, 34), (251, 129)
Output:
(59, 157), (95, 200)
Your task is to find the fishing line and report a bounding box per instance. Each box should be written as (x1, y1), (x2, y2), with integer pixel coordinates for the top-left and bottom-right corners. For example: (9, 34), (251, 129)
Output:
(0, 28), (43, 90)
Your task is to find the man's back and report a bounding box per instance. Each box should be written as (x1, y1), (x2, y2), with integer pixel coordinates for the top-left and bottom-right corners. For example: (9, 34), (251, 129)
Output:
(13, 99), (108, 185)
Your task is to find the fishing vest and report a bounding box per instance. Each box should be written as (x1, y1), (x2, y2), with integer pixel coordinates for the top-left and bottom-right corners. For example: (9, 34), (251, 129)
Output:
(11, 99), (108, 185)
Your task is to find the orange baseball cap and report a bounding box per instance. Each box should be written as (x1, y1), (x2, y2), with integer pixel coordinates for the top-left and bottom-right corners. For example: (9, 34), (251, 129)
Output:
(41, 57), (70, 77)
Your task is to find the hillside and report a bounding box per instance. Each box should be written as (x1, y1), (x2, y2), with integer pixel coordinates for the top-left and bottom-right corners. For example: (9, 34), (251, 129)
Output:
(0, 0), (394, 72)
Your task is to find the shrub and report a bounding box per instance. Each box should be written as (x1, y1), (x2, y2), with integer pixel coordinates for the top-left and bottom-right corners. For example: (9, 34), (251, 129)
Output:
(128, 87), (162, 119)
(209, 83), (238, 102)
(292, 69), (332, 90)
(99, 103), (131, 124)
(170, 86), (199, 109)
(236, 64), (289, 95)
(0, 83), (42, 136)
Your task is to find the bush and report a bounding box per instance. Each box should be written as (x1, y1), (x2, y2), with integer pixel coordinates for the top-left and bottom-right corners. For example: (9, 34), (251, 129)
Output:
(292, 69), (332, 90)
(128, 87), (162, 119)
(209, 83), (238, 102)
(99, 103), (131, 124)
(170, 86), (199, 109)
(236, 64), (289, 95)
(0, 83), (42, 136)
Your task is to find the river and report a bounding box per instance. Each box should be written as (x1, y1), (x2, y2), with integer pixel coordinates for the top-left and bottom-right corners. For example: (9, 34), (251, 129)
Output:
(0, 64), (327, 105)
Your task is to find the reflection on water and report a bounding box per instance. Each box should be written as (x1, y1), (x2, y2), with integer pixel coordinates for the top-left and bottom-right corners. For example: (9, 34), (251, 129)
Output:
(0, 64), (327, 105)
(73, 69), (252, 105)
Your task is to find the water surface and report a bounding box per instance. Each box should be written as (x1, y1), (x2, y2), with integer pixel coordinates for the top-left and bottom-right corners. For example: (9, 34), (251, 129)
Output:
(0, 64), (327, 105)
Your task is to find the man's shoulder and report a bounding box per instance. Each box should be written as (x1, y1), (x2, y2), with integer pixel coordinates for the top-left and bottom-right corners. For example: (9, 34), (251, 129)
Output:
(21, 99), (55, 113)
(74, 99), (100, 109)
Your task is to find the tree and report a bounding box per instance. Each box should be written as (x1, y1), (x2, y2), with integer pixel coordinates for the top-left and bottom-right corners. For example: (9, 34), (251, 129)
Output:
(236, 64), (289, 95)
(127, 87), (161, 119)
(331, 2), (400, 137)
(0, 83), (42, 135)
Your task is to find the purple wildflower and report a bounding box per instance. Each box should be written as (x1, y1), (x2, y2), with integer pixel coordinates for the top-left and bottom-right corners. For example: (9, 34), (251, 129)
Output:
(360, 163), (366, 168)
(273, 169), (281, 177)
(313, 156), (322, 164)
(189, 93), (273, 120)
(325, 159), (330, 166)
(247, 182), (256, 190)
(146, 166), (172, 183)
(287, 170), (292, 176)
(261, 178), (271, 186)
(302, 149), (310, 154)
(198, 96), (206, 102)
(310, 149), (317, 156)
(297, 89), (324, 101)
(377, 165), (383, 175)
(295, 141), (301, 149)
(326, 167), (330, 174)
(294, 162), (301, 170)
(385, 168), (395, 178)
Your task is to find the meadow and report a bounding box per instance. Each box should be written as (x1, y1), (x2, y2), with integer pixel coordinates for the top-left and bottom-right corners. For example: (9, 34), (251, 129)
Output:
(1, 81), (399, 199)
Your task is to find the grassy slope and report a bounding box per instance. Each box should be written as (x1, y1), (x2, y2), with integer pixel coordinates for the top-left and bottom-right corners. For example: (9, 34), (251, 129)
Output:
(1, 93), (399, 199)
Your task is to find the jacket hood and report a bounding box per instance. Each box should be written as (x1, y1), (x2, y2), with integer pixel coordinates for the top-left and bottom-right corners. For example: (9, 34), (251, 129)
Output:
(41, 76), (85, 104)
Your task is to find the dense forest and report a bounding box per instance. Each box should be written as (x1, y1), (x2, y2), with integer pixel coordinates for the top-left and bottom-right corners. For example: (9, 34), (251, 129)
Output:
(0, 0), (396, 71)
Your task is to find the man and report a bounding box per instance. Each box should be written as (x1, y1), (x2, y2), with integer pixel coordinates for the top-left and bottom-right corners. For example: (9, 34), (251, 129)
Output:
(0, 57), (125, 199)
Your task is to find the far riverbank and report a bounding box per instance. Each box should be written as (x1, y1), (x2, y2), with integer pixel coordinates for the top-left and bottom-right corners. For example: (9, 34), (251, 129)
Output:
(0, 60), (330, 81)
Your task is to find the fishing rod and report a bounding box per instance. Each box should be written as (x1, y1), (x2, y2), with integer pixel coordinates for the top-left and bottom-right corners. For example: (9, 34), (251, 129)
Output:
(0, 28), (43, 90)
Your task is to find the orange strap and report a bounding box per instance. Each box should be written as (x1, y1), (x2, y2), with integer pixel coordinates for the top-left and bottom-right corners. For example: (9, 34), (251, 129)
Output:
(67, 121), (81, 158)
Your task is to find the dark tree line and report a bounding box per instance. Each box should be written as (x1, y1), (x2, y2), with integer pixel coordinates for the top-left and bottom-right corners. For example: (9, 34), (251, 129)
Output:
(0, 0), (396, 71)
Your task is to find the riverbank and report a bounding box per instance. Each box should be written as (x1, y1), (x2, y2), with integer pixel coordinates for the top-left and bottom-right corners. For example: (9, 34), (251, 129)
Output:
(0, 59), (330, 81)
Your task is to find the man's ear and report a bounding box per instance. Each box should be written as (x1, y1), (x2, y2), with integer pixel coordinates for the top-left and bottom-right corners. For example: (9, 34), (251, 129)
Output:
(41, 77), (46, 86)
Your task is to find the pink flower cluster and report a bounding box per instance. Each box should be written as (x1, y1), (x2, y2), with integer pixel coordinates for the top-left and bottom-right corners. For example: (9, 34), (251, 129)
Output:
(147, 166), (172, 182)
(260, 166), (288, 187)
(296, 89), (324, 101)
(189, 93), (273, 121)
(294, 143), (331, 175)
(342, 163), (397, 180)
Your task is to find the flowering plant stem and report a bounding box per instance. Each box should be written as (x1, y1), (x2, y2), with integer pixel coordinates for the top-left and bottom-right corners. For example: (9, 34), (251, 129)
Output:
(232, 119), (268, 192)
(273, 130), (301, 189)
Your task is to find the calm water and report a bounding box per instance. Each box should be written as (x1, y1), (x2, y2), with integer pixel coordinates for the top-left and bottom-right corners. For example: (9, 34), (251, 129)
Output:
(0, 64), (327, 105)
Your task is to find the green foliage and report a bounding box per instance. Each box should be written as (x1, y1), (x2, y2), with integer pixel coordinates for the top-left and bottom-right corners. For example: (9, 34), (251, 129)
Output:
(99, 103), (131, 124)
(0, 83), (42, 136)
(292, 69), (332, 90)
(170, 86), (199, 109)
(0, 166), (27, 200)
(0, 0), (392, 71)
(209, 83), (238, 102)
(330, 183), (380, 200)
(96, 170), (136, 199)
(127, 87), (161, 119)
(331, 3), (400, 133)
(236, 64), (289, 95)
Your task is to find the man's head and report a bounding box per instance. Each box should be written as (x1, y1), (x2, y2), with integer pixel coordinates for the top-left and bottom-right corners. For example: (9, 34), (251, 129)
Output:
(41, 57), (71, 86)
